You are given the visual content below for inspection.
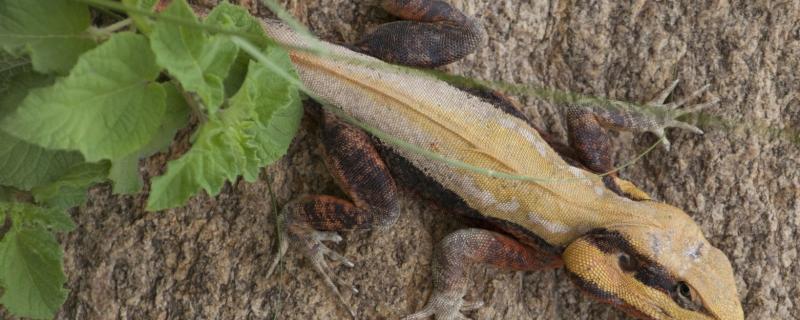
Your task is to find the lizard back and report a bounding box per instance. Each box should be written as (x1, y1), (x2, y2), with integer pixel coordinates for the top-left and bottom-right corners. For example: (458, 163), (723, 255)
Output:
(263, 21), (650, 246)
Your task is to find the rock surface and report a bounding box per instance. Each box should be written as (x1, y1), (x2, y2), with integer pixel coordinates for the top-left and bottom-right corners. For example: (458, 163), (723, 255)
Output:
(38, 0), (800, 319)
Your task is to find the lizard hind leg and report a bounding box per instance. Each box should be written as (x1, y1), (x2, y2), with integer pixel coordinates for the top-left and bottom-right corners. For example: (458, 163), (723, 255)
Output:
(404, 228), (561, 320)
(350, 0), (486, 68)
(267, 110), (400, 318)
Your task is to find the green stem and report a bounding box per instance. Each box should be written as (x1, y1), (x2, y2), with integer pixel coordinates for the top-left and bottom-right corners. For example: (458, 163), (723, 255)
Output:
(99, 18), (133, 34)
(87, 18), (134, 41)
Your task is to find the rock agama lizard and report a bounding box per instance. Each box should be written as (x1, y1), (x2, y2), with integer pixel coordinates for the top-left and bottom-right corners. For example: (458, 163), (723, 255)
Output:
(255, 1), (744, 319)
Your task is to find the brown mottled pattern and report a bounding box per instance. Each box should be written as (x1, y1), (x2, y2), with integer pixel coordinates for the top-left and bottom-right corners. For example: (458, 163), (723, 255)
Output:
(590, 105), (661, 133)
(295, 195), (371, 231)
(319, 111), (399, 219)
(282, 110), (399, 232)
(565, 107), (637, 197)
(350, 0), (485, 67)
(381, 0), (468, 23)
(377, 142), (484, 222)
(567, 107), (615, 175)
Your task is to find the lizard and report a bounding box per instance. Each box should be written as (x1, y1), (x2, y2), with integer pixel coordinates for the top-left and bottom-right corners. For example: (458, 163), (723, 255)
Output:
(254, 0), (744, 319)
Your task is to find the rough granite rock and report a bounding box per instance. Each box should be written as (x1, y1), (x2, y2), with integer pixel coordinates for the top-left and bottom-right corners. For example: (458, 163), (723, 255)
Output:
(10, 0), (796, 319)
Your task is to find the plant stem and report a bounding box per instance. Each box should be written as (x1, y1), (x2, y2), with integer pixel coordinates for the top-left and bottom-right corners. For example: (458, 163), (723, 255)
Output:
(100, 18), (134, 34)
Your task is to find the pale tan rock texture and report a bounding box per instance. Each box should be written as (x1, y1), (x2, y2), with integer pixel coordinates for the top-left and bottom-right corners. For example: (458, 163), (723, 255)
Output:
(10, 0), (800, 319)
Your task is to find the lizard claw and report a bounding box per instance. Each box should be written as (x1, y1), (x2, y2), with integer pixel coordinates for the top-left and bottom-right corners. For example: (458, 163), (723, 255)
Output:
(403, 292), (483, 320)
(300, 229), (359, 317)
(266, 213), (358, 318)
(642, 80), (718, 150)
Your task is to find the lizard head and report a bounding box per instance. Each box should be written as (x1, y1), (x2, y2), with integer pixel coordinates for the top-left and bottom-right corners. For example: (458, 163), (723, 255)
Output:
(561, 202), (743, 320)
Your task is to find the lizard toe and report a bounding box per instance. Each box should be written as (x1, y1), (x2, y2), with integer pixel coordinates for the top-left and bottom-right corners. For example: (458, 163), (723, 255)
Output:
(303, 231), (359, 318)
(266, 213), (359, 318)
(403, 292), (481, 320)
(637, 81), (718, 149)
(674, 96), (719, 117)
(668, 83), (711, 109)
(648, 79), (680, 105)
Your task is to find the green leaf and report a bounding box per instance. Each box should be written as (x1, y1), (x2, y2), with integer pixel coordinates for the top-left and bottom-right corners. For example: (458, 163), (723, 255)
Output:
(0, 0), (95, 74)
(31, 161), (109, 211)
(228, 50), (302, 180)
(224, 50), (251, 98)
(0, 226), (68, 319)
(0, 201), (72, 319)
(147, 46), (301, 211)
(0, 52), (32, 94)
(0, 66), (52, 116)
(150, 0), (238, 113)
(146, 118), (253, 210)
(0, 202), (75, 233)
(204, 2), (271, 98)
(0, 68), (104, 209)
(0, 32), (166, 162)
(108, 155), (142, 195)
(0, 131), (85, 190)
(109, 82), (189, 194)
(0, 186), (12, 202)
(143, 82), (192, 154)
(0, 70), (88, 191)
(205, 2), (269, 38)
(24, 208), (75, 233)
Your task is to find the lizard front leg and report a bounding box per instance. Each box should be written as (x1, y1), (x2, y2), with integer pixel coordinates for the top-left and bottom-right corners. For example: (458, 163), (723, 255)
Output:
(404, 228), (561, 320)
(350, 0), (485, 68)
(267, 107), (400, 318)
(567, 81), (718, 199)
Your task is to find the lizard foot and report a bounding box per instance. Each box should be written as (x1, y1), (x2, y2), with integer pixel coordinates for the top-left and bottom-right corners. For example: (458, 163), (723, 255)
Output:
(641, 79), (719, 150)
(403, 291), (484, 320)
(266, 214), (358, 318)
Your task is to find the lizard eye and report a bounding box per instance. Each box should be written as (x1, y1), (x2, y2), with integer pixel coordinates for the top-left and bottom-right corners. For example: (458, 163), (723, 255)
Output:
(672, 281), (704, 312)
(676, 281), (692, 299)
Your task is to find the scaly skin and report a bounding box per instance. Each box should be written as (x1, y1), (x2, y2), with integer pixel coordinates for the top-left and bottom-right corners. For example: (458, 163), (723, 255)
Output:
(253, 1), (744, 319)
